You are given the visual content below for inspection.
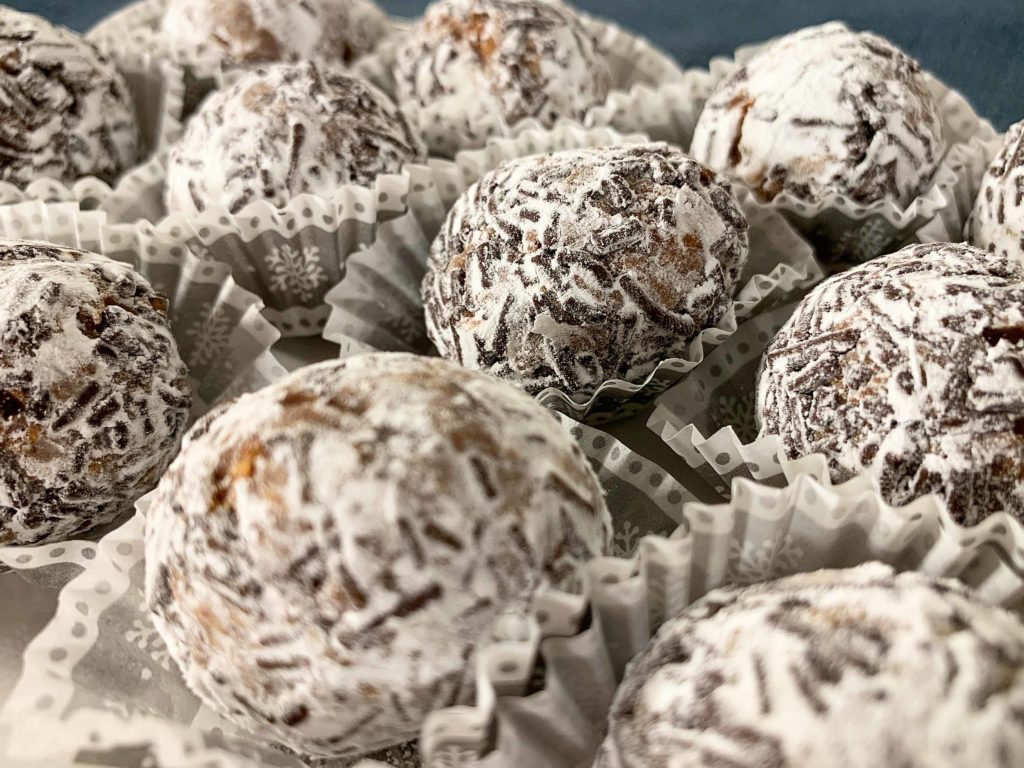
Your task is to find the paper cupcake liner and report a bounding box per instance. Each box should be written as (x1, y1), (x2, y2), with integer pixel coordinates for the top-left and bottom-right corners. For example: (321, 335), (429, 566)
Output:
(419, 472), (1024, 768)
(0, 203), (284, 563)
(354, 14), (689, 158)
(0, 410), (688, 768)
(644, 301), (1024, 578)
(324, 130), (823, 424)
(99, 149), (416, 337)
(703, 31), (999, 266)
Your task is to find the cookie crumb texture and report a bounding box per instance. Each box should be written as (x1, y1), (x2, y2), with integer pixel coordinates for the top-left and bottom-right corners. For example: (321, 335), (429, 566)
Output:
(0, 7), (138, 188)
(161, 0), (390, 68)
(423, 144), (749, 397)
(0, 241), (191, 546)
(692, 22), (946, 209)
(394, 0), (611, 145)
(598, 564), (1024, 768)
(970, 120), (1024, 265)
(757, 242), (1024, 525)
(145, 353), (610, 758)
(165, 62), (426, 215)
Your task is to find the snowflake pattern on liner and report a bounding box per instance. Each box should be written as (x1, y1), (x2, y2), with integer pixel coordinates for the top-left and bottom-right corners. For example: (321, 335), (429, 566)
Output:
(184, 302), (234, 371)
(710, 391), (758, 442)
(611, 520), (643, 558)
(728, 534), (805, 585)
(266, 243), (327, 303)
(125, 600), (173, 681)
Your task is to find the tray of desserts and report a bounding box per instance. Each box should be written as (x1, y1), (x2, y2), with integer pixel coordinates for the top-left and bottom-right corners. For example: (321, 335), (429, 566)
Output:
(0, 0), (1021, 767)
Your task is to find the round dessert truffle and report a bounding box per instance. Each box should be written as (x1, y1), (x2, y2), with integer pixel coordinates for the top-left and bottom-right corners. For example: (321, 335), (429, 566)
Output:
(145, 353), (610, 758)
(0, 240), (191, 546)
(0, 7), (138, 188)
(596, 563), (1024, 768)
(757, 242), (1024, 525)
(423, 144), (750, 397)
(165, 62), (426, 215)
(691, 22), (946, 208)
(970, 120), (1024, 264)
(161, 0), (390, 68)
(393, 0), (612, 150)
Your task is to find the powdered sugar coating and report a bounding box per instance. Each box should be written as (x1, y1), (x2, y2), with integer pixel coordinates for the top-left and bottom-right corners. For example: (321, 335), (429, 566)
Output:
(757, 242), (1024, 524)
(0, 7), (138, 187)
(691, 23), (946, 208)
(393, 0), (611, 150)
(145, 353), (610, 758)
(165, 62), (426, 215)
(597, 563), (1024, 768)
(161, 0), (390, 68)
(423, 144), (749, 397)
(0, 240), (190, 546)
(970, 120), (1024, 264)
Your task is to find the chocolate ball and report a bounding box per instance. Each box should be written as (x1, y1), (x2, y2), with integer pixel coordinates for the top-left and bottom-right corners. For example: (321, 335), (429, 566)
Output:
(394, 0), (611, 151)
(970, 120), (1024, 264)
(598, 564), (1024, 768)
(145, 353), (610, 758)
(692, 23), (946, 208)
(423, 144), (749, 397)
(757, 242), (1024, 524)
(161, 0), (390, 68)
(165, 62), (426, 215)
(0, 240), (191, 545)
(0, 7), (138, 187)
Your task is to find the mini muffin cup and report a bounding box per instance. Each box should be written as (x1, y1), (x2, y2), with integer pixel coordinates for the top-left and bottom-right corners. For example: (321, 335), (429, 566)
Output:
(418, 472), (1024, 768)
(324, 128), (823, 424)
(0, 202), (284, 558)
(355, 13), (692, 157)
(0, 410), (686, 768)
(645, 301), (1024, 577)
(701, 29), (1000, 266)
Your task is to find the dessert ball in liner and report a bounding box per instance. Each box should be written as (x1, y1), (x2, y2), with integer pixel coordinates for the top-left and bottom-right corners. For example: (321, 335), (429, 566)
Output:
(326, 140), (821, 424)
(161, 0), (391, 71)
(144, 353), (612, 758)
(0, 412), (680, 768)
(164, 61), (426, 217)
(693, 22), (996, 265)
(757, 242), (1024, 526)
(0, 201), (283, 551)
(352, 0), (689, 157)
(969, 119), (1024, 264)
(0, 240), (190, 546)
(596, 565), (1024, 767)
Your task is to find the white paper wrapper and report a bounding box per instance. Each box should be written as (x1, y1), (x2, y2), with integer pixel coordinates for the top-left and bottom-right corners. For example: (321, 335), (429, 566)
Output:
(324, 128), (823, 424)
(702, 33), (1000, 266)
(354, 13), (689, 157)
(418, 471), (1024, 768)
(0, 410), (690, 768)
(0, 202), (284, 561)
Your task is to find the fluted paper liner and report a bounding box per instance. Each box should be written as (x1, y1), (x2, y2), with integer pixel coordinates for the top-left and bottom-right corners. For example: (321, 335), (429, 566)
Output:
(0, 415), (689, 768)
(702, 28), (999, 265)
(354, 14), (690, 158)
(0, 203), (284, 564)
(324, 130), (823, 424)
(418, 472), (1024, 767)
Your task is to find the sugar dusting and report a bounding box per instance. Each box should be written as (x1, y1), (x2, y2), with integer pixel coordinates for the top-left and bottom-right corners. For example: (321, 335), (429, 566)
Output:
(423, 144), (749, 397)
(598, 564), (1024, 768)
(757, 242), (1024, 524)
(970, 120), (1024, 265)
(145, 353), (610, 758)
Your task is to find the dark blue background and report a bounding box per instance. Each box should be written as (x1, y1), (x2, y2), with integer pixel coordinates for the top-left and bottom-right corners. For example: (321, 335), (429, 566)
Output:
(11, 0), (1022, 130)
